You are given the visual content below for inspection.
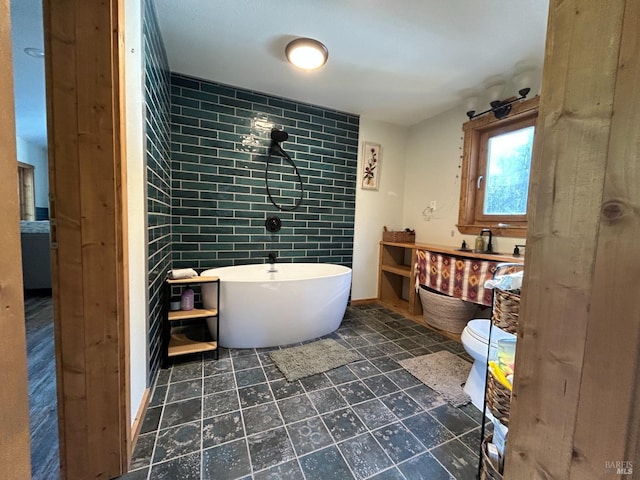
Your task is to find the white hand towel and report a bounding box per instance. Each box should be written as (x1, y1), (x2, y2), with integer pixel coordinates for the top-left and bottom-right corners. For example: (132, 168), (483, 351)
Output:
(168, 268), (198, 280)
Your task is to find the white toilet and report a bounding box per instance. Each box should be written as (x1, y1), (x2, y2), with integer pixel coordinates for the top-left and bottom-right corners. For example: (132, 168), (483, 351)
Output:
(461, 319), (516, 411)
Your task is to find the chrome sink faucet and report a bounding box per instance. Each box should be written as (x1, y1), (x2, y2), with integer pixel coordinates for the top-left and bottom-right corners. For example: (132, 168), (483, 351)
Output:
(480, 228), (494, 253)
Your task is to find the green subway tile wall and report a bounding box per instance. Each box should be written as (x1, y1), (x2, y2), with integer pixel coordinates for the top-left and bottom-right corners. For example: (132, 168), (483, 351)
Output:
(170, 73), (359, 269)
(144, 0), (171, 380)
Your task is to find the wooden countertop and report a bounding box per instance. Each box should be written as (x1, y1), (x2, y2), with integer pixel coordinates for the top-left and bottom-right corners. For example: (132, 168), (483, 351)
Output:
(380, 241), (525, 263)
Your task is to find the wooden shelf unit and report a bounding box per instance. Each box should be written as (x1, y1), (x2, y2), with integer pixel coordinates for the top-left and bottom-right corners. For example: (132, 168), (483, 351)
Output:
(163, 276), (220, 367)
(168, 308), (218, 321)
(380, 263), (411, 277)
(378, 242), (422, 315)
(377, 241), (525, 318)
(167, 325), (217, 357)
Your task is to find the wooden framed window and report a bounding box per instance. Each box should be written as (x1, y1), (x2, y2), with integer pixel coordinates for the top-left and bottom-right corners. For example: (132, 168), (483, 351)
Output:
(457, 96), (539, 237)
(17, 162), (35, 221)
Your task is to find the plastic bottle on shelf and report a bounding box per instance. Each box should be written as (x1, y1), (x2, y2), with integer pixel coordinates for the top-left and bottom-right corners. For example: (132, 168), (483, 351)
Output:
(180, 285), (194, 311)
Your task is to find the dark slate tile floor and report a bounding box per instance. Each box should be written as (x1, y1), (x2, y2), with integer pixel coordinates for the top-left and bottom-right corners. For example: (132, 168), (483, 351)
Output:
(121, 303), (487, 480)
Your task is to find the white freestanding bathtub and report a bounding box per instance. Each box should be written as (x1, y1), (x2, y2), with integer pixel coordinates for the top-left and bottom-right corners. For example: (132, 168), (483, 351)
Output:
(200, 263), (352, 348)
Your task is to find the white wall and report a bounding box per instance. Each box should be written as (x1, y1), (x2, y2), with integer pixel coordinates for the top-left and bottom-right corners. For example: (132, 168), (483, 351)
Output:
(352, 118), (408, 300)
(16, 136), (48, 209)
(125, 0), (149, 425)
(353, 103), (534, 301)
(403, 105), (526, 254)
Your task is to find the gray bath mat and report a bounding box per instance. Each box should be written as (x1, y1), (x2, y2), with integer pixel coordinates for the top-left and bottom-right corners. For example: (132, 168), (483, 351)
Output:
(399, 350), (471, 407)
(270, 339), (360, 382)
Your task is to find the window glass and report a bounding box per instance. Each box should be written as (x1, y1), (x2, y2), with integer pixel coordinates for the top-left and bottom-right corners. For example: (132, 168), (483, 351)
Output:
(484, 125), (534, 216)
(457, 96), (538, 238)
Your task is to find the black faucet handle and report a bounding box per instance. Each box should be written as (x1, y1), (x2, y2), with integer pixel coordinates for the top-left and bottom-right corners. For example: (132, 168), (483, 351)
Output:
(513, 244), (526, 256)
(479, 228), (493, 252)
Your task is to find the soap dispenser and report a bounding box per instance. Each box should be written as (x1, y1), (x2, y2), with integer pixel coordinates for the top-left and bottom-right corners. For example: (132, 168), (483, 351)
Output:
(474, 234), (485, 253)
(180, 285), (194, 311)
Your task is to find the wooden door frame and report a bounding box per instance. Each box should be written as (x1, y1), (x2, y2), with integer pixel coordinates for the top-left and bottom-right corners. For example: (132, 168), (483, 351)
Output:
(0, 0), (32, 478)
(2, 0), (132, 477)
(44, 0), (131, 478)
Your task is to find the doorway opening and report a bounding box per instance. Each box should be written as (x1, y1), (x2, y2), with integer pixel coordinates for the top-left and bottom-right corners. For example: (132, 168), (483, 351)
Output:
(11, 0), (58, 477)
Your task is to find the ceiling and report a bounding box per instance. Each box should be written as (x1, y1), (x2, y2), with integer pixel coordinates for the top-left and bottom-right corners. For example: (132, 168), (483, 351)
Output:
(10, 0), (549, 149)
(11, 0), (46, 148)
(155, 0), (549, 126)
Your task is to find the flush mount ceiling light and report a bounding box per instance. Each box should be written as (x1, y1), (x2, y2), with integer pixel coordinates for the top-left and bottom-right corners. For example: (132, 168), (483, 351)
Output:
(285, 38), (328, 70)
(24, 47), (44, 58)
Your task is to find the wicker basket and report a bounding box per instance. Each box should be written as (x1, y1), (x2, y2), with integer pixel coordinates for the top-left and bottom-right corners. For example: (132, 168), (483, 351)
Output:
(486, 369), (511, 426)
(480, 434), (503, 480)
(418, 287), (480, 334)
(382, 226), (415, 243)
(491, 288), (521, 334)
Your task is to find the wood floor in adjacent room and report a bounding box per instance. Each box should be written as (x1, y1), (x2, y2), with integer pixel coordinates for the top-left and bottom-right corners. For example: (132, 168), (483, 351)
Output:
(25, 291), (60, 480)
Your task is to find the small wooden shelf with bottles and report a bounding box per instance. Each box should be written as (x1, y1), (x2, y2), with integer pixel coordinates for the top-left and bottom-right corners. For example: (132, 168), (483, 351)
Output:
(164, 276), (220, 365)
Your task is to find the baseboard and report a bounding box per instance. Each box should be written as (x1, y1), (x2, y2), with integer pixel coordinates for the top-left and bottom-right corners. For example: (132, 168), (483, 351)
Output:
(350, 298), (378, 305)
(130, 387), (151, 453)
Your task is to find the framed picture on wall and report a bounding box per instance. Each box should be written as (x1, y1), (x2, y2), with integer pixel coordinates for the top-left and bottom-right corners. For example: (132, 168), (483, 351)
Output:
(361, 141), (381, 190)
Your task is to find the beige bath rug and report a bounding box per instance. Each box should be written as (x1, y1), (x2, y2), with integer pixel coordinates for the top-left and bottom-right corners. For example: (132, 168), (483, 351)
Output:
(270, 339), (360, 382)
(399, 350), (471, 407)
